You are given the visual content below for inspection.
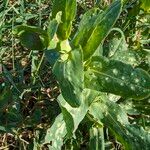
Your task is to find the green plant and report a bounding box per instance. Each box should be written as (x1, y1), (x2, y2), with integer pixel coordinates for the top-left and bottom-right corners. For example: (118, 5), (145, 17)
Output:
(13, 0), (150, 149)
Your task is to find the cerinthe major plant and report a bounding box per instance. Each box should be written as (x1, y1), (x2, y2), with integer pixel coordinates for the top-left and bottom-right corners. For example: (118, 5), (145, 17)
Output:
(13, 0), (150, 149)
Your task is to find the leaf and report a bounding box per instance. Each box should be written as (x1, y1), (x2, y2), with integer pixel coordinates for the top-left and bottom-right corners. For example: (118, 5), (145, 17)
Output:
(42, 89), (100, 149)
(2, 65), (21, 94)
(120, 98), (150, 116)
(0, 88), (12, 111)
(52, 0), (77, 40)
(48, 12), (62, 42)
(0, 126), (7, 132)
(13, 25), (47, 35)
(45, 13), (62, 66)
(43, 114), (67, 150)
(93, 44), (103, 57)
(136, 49), (150, 72)
(103, 28), (138, 66)
(111, 50), (138, 67)
(72, 8), (100, 47)
(53, 48), (84, 107)
(0, 125), (12, 133)
(89, 94), (150, 150)
(6, 102), (22, 124)
(20, 31), (45, 50)
(89, 93), (129, 124)
(58, 89), (100, 138)
(45, 49), (60, 66)
(89, 94), (130, 149)
(13, 25), (48, 50)
(85, 56), (150, 100)
(72, 0), (122, 60)
(89, 126), (105, 150)
(140, 0), (150, 12)
(125, 124), (150, 149)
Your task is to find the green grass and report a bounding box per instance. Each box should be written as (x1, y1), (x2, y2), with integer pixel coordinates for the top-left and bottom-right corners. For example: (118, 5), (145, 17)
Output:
(0, 0), (59, 149)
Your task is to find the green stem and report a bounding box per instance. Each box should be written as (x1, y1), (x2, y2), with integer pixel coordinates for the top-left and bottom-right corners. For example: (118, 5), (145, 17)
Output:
(32, 52), (45, 84)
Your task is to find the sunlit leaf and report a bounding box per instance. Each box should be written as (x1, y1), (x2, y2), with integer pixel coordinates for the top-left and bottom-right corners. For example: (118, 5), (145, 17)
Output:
(72, 0), (122, 60)
(43, 114), (67, 150)
(85, 56), (150, 100)
(52, 0), (77, 40)
(53, 48), (84, 107)
(103, 35), (138, 66)
(140, 0), (150, 12)
(89, 126), (105, 150)
(89, 94), (150, 149)
(58, 89), (100, 138)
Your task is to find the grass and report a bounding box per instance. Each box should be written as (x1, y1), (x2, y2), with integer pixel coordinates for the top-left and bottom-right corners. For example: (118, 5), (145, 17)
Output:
(0, 0), (60, 149)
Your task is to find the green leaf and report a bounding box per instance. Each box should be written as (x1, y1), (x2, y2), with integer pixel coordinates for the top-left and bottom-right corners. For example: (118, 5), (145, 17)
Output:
(89, 126), (105, 150)
(89, 94), (130, 149)
(136, 50), (150, 72)
(0, 126), (7, 132)
(58, 89), (100, 138)
(93, 44), (103, 57)
(20, 31), (45, 50)
(103, 28), (139, 66)
(53, 48), (84, 107)
(72, 0), (122, 60)
(0, 125), (12, 133)
(85, 56), (150, 100)
(140, 0), (150, 12)
(45, 49), (60, 66)
(48, 12), (62, 42)
(106, 37), (138, 66)
(0, 88), (12, 111)
(52, 0), (77, 40)
(120, 98), (150, 116)
(43, 114), (67, 150)
(72, 8), (100, 47)
(89, 94), (150, 150)
(45, 12), (62, 66)
(42, 89), (100, 148)
(2, 65), (21, 93)
(13, 25), (48, 50)
(6, 102), (22, 124)
(13, 25), (47, 35)
(125, 124), (150, 149)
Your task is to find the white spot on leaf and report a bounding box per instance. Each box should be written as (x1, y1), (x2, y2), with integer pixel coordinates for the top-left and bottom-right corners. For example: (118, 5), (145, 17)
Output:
(134, 78), (139, 83)
(131, 86), (135, 90)
(121, 76), (125, 80)
(112, 69), (118, 75)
